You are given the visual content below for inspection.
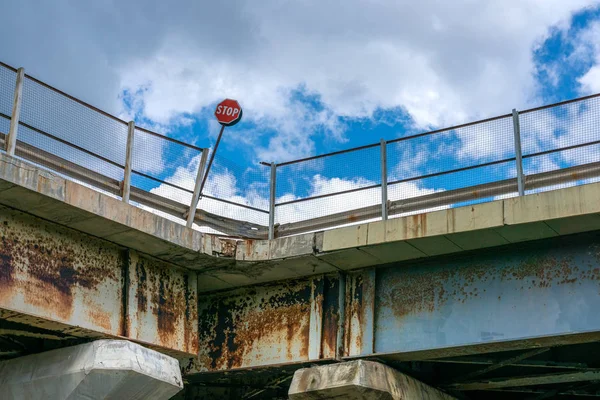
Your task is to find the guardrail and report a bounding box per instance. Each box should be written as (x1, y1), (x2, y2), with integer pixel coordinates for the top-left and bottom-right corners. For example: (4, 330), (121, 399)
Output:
(264, 93), (600, 239)
(0, 61), (267, 237)
(1, 60), (599, 240)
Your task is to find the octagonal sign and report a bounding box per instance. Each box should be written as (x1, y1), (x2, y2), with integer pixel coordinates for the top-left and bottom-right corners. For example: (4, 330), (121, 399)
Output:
(214, 99), (243, 126)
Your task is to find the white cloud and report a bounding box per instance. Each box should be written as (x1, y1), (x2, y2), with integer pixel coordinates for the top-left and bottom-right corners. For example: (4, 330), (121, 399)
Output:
(145, 154), (441, 234)
(575, 20), (600, 93)
(3, 1), (597, 165)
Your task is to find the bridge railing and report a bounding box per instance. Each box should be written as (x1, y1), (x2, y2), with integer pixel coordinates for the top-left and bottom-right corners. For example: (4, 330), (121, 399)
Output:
(2, 60), (600, 240)
(0, 61), (269, 237)
(265, 94), (600, 239)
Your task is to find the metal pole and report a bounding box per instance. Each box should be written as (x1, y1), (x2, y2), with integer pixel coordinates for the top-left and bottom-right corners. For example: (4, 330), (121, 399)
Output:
(186, 148), (209, 228)
(198, 124), (225, 196)
(268, 162), (277, 240)
(380, 138), (388, 220)
(6, 67), (25, 156)
(512, 109), (525, 196)
(122, 121), (135, 203)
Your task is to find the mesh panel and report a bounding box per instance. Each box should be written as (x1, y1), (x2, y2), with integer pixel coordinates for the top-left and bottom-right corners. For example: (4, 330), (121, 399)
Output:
(388, 160), (516, 216)
(130, 128), (206, 207)
(520, 96), (600, 194)
(20, 76), (128, 166)
(274, 186), (381, 227)
(17, 124), (124, 181)
(275, 145), (381, 200)
(197, 197), (268, 228)
(132, 128), (203, 183)
(0, 65), (16, 120)
(387, 116), (515, 213)
(274, 145), (381, 228)
(0, 116), (9, 137)
(205, 154), (270, 209)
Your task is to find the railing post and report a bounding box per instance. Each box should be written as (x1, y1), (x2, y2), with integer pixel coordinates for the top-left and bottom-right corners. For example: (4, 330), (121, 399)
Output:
(380, 138), (388, 220)
(187, 148), (209, 228)
(6, 67), (25, 156)
(512, 109), (525, 196)
(122, 121), (135, 203)
(268, 162), (277, 240)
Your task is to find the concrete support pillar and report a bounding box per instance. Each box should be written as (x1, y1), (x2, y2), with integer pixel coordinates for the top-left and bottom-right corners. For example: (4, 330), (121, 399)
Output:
(0, 339), (183, 400)
(288, 360), (456, 400)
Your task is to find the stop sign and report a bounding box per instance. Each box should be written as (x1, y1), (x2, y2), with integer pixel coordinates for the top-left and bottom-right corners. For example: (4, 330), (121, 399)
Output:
(214, 99), (243, 126)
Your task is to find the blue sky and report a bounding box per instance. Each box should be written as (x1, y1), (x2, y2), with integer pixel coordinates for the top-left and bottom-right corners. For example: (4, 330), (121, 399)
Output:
(1, 1), (600, 228)
(148, 5), (600, 207)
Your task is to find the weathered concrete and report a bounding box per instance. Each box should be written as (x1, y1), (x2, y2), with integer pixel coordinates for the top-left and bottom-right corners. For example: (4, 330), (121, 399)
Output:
(3, 151), (600, 293)
(288, 360), (456, 399)
(190, 230), (600, 373)
(0, 205), (198, 357)
(0, 339), (183, 399)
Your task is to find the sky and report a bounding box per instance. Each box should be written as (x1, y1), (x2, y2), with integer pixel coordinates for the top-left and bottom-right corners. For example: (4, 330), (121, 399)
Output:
(1, 1), (600, 231)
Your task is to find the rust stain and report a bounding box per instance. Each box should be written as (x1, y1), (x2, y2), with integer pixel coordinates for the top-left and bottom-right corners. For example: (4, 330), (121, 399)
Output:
(381, 246), (599, 321)
(0, 209), (120, 321)
(220, 240), (236, 258)
(0, 226), (16, 302)
(134, 255), (197, 354)
(348, 214), (358, 222)
(136, 261), (148, 312)
(411, 213), (427, 236)
(321, 277), (340, 359)
(199, 280), (312, 370)
(87, 309), (112, 331)
(344, 274), (364, 356)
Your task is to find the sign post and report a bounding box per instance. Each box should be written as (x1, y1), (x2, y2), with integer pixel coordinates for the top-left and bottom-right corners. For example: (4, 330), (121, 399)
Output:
(198, 99), (243, 196)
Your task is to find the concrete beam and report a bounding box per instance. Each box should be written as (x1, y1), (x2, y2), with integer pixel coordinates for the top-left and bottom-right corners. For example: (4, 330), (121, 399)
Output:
(192, 230), (600, 373)
(4, 151), (600, 292)
(288, 360), (456, 399)
(0, 340), (183, 399)
(0, 205), (198, 357)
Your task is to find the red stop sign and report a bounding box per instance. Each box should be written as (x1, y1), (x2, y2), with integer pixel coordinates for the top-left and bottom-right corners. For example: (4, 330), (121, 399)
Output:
(214, 99), (243, 126)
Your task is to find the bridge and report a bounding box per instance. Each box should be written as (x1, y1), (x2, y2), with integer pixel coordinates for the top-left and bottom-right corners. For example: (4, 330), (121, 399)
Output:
(1, 61), (600, 399)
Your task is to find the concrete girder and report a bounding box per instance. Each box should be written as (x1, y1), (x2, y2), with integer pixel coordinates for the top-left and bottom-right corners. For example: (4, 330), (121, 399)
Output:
(0, 205), (198, 357)
(5, 151), (600, 293)
(288, 360), (456, 399)
(0, 340), (183, 399)
(191, 230), (600, 373)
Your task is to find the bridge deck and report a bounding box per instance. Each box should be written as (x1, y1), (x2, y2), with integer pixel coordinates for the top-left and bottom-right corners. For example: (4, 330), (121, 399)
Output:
(3, 152), (600, 398)
(2, 151), (600, 292)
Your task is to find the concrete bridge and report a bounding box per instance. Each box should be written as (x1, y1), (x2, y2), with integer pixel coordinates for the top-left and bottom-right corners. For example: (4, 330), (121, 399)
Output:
(3, 150), (600, 399)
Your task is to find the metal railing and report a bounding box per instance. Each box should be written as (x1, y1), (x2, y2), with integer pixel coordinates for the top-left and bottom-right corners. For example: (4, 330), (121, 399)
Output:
(2, 60), (600, 240)
(264, 93), (600, 239)
(0, 61), (263, 236)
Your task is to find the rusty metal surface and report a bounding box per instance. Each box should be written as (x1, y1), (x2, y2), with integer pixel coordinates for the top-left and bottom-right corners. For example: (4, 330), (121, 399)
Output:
(128, 251), (198, 355)
(343, 269), (375, 357)
(190, 230), (600, 374)
(0, 205), (198, 356)
(193, 275), (341, 372)
(375, 231), (600, 355)
(0, 205), (124, 334)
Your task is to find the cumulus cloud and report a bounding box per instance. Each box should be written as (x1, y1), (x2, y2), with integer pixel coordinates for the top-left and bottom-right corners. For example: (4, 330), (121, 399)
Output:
(3, 1), (600, 237)
(146, 153), (440, 234)
(575, 20), (600, 93)
(2, 1), (598, 164)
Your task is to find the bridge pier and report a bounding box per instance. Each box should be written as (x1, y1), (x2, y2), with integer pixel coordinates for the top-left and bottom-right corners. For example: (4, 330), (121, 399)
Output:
(288, 360), (456, 399)
(0, 339), (183, 399)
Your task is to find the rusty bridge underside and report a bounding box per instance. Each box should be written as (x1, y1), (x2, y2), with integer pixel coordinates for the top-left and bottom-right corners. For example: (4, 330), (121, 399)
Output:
(3, 152), (600, 398)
